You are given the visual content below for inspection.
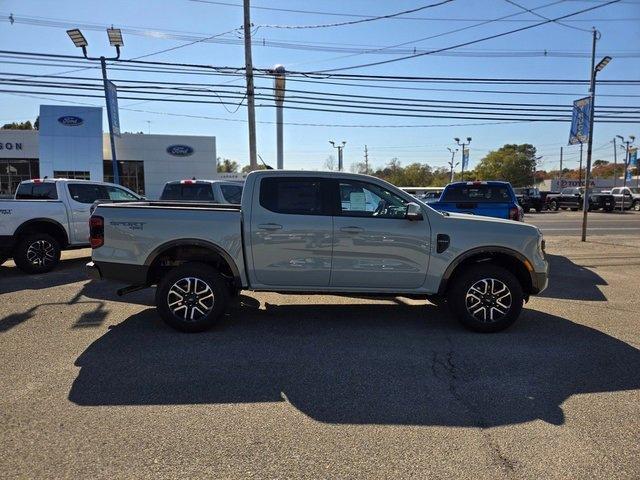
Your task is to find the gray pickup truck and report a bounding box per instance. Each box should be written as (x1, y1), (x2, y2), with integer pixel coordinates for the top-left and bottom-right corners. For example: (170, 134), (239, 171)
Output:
(88, 171), (549, 333)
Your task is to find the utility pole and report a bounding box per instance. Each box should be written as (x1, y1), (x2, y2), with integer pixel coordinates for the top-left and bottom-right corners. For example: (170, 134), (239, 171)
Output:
(612, 138), (617, 188)
(559, 146), (563, 190)
(272, 65), (286, 169)
(447, 147), (459, 183)
(364, 145), (369, 174)
(243, 0), (258, 170)
(581, 29), (611, 242)
(617, 136), (635, 211)
(329, 141), (346, 171)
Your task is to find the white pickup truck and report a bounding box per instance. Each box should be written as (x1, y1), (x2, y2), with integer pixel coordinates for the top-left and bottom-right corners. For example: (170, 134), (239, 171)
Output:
(0, 178), (141, 273)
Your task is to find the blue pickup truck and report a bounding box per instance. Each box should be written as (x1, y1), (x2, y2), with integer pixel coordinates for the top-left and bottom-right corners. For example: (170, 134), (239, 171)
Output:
(431, 181), (524, 221)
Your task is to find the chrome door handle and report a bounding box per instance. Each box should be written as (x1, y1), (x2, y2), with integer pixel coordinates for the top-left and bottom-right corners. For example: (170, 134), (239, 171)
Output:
(258, 223), (283, 231)
(340, 226), (364, 233)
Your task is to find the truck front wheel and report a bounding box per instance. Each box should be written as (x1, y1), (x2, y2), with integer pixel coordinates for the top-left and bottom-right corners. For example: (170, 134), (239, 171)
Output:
(156, 262), (229, 333)
(13, 233), (61, 274)
(447, 264), (524, 333)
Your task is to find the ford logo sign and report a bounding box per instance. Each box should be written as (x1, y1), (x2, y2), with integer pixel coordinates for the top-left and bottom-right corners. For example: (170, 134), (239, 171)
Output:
(166, 145), (194, 157)
(58, 116), (83, 126)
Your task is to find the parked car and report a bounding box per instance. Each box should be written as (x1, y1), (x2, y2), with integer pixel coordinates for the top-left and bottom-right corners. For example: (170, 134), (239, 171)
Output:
(546, 187), (615, 212)
(514, 187), (545, 213)
(609, 186), (640, 211)
(431, 181), (524, 221)
(419, 189), (444, 204)
(160, 179), (244, 204)
(0, 178), (142, 273)
(88, 171), (549, 333)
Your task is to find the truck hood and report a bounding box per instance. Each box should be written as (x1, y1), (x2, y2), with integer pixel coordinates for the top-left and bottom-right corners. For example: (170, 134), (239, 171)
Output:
(437, 210), (539, 233)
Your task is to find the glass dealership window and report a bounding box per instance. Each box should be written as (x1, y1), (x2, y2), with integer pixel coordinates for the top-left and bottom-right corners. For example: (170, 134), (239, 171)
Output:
(103, 160), (145, 195)
(0, 158), (39, 197)
(53, 171), (90, 180)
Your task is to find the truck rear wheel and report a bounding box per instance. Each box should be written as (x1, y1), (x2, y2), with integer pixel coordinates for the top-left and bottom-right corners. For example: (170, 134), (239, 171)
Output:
(447, 264), (523, 333)
(633, 200), (640, 212)
(13, 233), (61, 274)
(155, 262), (229, 333)
(549, 200), (558, 211)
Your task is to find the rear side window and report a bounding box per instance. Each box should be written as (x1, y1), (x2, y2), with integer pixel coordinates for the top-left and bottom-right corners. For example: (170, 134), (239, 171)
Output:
(441, 185), (512, 202)
(260, 178), (325, 215)
(220, 184), (243, 204)
(68, 184), (109, 204)
(15, 182), (58, 200)
(161, 184), (214, 201)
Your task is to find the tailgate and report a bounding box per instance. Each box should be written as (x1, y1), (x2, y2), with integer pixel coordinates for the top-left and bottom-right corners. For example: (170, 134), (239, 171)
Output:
(434, 201), (511, 218)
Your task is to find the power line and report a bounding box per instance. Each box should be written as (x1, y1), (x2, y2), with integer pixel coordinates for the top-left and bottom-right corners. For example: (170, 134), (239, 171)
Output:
(251, 0), (453, 29)
(315, 0), (622, 72)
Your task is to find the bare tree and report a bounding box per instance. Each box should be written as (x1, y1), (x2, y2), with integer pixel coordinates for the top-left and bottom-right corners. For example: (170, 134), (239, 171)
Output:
(323, 155), (336, 171)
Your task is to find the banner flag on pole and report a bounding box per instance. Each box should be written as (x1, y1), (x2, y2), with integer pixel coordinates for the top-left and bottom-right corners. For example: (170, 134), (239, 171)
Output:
(462, 148), (469, 170)
(630, 147), (638, 167)
(569, 96), (591, 145)
(105, 80), (121, 137)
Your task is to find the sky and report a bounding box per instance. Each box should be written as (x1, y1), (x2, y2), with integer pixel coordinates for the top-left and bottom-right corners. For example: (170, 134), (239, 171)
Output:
(0, 0), (639, 173)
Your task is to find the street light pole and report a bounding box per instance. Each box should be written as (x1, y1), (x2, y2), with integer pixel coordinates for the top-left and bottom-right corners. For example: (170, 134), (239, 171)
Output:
(581, 28), (610, 242)
(329, 141), (346, 171)
(243, 0), (258, 170)
(447, 147), (459, 183)
(454, 137), (471, 181)
(67, 28), (122, 185)
(617, 136), (635, 211)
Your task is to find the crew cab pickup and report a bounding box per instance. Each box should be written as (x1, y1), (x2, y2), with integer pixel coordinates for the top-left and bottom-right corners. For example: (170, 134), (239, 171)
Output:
(160, 179), (244, 204)
(431, 181), (524, 221)
(546, 187), (615, 212)
(88, 171), (548, 333)
(609, 186), (640, 211)
(0, 178), (141, 273)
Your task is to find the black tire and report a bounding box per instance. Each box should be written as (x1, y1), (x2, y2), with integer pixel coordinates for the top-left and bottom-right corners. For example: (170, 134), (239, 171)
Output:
(549, 200), (558, 211)
(523, 206), (531, 213)
(155, 262), (229, 333)
(13, 233), (61, 274)
(447, 264), (524, 333)
(535, 206), (543, 213)
(633, 200), (640, 212)
(570, 207), (579, 211)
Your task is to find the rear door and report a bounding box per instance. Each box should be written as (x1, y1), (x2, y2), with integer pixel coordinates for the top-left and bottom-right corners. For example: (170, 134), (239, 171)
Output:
(439, 183), (513, 219)
(330, 179), (430, 289)
(249, 176), (333, 287)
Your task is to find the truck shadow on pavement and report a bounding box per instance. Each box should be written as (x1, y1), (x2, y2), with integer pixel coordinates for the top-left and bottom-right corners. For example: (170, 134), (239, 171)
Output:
(69, 302), (640, 427)
(0, 256), (90, 295)
(540, 254), (608, 301)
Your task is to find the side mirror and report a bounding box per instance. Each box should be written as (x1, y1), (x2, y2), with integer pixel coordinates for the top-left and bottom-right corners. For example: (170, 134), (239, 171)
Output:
(405, 202), (424, 221)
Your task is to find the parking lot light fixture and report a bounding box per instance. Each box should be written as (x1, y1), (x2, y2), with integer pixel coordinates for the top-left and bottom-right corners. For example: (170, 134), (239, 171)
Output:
(66, 29), (88, 55)
(595, 56), (611, 72)
(107, 27), (124, 48)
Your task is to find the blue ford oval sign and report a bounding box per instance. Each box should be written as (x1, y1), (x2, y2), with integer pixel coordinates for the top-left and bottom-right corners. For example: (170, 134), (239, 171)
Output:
(166, 145), (194, 157)
(58, 115), (84, 127)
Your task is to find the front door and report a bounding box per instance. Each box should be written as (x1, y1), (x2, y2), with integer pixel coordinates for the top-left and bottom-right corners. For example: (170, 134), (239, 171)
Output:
(330, 179), (430, 289)
(249, 177), (333, 287)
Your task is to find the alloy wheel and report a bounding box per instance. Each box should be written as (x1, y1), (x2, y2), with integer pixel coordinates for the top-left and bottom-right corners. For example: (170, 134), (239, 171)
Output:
(26, 240), (56, 267)
(167, 277), (215, 321)
(465, 278), (512, 323)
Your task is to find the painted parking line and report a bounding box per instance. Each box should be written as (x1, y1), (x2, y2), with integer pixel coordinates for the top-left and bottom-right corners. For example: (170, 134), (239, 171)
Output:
(540, 227), (640, 231)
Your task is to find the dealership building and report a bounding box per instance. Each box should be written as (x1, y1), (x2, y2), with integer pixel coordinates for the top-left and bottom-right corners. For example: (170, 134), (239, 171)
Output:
(0, 105), (217, 199)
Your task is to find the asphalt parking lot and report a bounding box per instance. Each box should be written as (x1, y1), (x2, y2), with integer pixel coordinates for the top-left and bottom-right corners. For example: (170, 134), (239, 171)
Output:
(1, 233), (639, 479)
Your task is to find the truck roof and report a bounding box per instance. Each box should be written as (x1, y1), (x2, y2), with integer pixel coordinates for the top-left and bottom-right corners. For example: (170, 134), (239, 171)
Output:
(445, 181), (512, 187)
(164, 179), (244, 185)
(19, 178), (125, 188)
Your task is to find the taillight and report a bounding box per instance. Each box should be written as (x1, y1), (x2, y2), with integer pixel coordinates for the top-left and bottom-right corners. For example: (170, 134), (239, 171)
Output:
(89, 215), (104, 248)
(509, 207), (519, 221)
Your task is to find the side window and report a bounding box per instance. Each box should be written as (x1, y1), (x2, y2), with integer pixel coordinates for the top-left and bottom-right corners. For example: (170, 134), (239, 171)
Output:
(68, 184), (109, 204)
(15, 183), (58, 200)
(105, 186), (139, 201)
(220, 184), (243, 204)
(338, 180), (408, 219)
(260, 178), (325, 215)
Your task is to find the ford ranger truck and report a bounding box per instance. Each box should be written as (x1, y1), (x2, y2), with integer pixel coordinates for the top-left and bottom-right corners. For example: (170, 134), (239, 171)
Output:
(87, 171), (549, 333)
(0, 178), (141, 273)
(431, 181), (524, 221)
